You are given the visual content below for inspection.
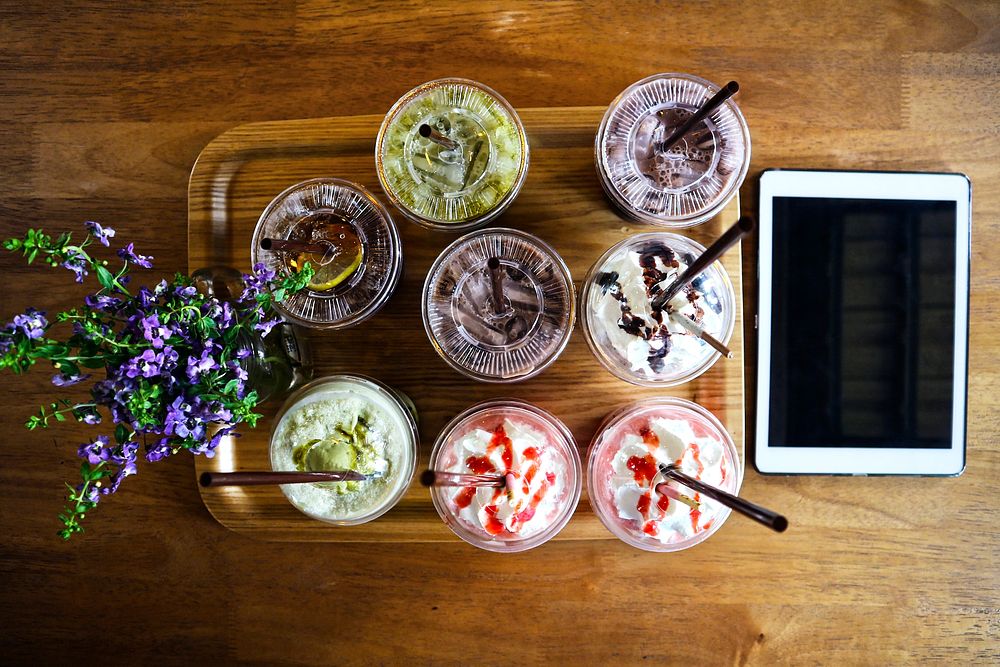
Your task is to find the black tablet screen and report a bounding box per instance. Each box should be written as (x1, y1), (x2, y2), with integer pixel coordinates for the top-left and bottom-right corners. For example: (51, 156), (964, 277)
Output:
(769, 197), (957, 448)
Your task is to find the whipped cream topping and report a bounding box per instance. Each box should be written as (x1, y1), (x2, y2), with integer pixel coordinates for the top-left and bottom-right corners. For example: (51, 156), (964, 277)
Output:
(608, 416), (730, 543)
(592, 243), (724, 379)
(448, 418), (568, 538)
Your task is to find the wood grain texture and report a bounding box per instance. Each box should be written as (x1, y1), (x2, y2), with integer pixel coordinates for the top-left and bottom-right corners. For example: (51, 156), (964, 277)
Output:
(1, 1), (998, 664)
(187, 108), (744, 541)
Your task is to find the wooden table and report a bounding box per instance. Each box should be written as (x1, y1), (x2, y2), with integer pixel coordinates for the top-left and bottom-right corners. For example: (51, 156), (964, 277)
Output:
(1, 2), (997, 663)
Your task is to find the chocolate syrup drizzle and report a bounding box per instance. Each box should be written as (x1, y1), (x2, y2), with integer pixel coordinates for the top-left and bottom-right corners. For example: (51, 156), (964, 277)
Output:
(598, 243), (708, 372)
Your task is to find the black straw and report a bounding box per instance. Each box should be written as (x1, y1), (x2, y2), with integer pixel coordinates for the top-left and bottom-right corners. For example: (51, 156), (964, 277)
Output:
(657, 81), (740, 154)
(418, 123), (459, 150)
(487, 257), (507, 316)
(650, 216), (754, 311)
(657, 464), (788, 532)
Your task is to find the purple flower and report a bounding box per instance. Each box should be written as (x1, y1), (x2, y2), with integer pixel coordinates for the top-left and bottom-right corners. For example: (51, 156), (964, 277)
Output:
(173, 284), (197, 299)
(241, 263), (275, 301)
(254, 317), (281, 337)
(186, 347), (219, 381)
(123, 349), (158, 378)
(190, 425), (232, 457)
(0, 335), (13, 355)
(77, 435), (111, 465)
(12, 308), (47, 339)
(81, 412), (101, 425)
(80, 483), (101, 504)
(139, 314), (170, 348)
(117, 242), (153, 269)
(52, 372), (90, 387)
(85, 293), (121, 311)
(61, 250), (89, 283)
(135, 287), (156, 309)
(108, 441), (139, 473)
(164, 396), (199, 439)
(218, 360), (249, 399)
(220, 301), (235, 328)
(101, 442), (138, 495)
(84, 221), (115, 247)
(210, 425), (236, 450)
(201, 401), (233, 424)
(235, 346), (252, 359)
(145, 438), (173, 462)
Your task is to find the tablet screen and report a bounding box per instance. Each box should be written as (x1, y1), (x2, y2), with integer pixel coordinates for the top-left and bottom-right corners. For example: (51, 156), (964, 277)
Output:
(769, 197), (957, 449)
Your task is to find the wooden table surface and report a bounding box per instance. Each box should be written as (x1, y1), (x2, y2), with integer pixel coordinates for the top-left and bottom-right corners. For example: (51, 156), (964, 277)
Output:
(1, 2), (998, 664)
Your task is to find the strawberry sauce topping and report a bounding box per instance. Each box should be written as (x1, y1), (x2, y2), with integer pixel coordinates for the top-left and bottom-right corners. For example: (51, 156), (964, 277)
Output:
(488, 425), (514, 470)
(689, 492), (702, 531)
(482, 505), (505, 535)
(454, 486), (477, 509)
(453, 423), (561, 537)
(626, 454), (658, 485)
(465, 455), (495, 474)
(621, 421), (719, 538)
(638, 425), (659, 450)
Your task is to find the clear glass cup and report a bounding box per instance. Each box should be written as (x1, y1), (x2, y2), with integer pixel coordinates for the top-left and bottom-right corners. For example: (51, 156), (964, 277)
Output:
(596, 73), (751, 227)
(428, 399), (581, 552)
(269, 375), (418, 526)
(191, 265), (314, 403)
(251, 178), (403, 329)
(579, 232), (735, 386)
(376, 78), (529, 231)
(588, 397), (742, 552)
(422, 227), (575, 382)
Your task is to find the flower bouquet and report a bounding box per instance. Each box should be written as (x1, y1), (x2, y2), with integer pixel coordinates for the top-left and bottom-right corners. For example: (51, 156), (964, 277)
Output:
(0, 222), (313, 538)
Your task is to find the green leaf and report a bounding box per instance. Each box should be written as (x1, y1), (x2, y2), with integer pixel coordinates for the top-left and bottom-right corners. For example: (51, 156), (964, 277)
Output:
(95, 265), (116, 291)
(115, 423), (128, 445)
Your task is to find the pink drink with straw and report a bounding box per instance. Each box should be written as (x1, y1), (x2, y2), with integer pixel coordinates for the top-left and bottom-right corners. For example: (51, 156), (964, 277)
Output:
(428, 399), (582, 552)
(422, 228), (575, 383)
(588, 398), (742, 552)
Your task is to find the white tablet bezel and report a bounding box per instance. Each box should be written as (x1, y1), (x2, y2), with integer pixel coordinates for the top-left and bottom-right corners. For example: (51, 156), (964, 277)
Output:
(756, 169), (970, 475)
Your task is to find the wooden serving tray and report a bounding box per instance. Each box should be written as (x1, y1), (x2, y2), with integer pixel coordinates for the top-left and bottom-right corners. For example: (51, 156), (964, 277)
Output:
(188, 108), (744, 542)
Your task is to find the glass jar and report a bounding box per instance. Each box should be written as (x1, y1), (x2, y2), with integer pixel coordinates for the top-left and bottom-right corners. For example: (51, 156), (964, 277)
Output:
(191, 266), (313, 403)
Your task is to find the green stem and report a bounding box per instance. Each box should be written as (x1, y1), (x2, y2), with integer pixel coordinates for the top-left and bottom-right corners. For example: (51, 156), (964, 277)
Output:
(72, 461), (104, 515)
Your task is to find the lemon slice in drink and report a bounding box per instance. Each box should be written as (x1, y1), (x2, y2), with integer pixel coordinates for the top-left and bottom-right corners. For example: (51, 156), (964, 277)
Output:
(289, 223), (364, 292)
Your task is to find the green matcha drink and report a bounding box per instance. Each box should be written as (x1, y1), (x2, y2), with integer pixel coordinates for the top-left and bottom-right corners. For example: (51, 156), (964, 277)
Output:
(269, 375), (418, 525)
(376, 78), (529, 231)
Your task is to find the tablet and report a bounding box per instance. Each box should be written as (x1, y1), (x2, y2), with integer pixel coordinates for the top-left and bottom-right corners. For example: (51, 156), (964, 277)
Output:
(756, 170), (970, 476)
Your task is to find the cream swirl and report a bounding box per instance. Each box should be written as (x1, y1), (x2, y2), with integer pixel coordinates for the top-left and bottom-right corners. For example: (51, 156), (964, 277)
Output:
(449, 418), (568, 538)
(609, 417), (730, 543)
(594, 247), (723, 377)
